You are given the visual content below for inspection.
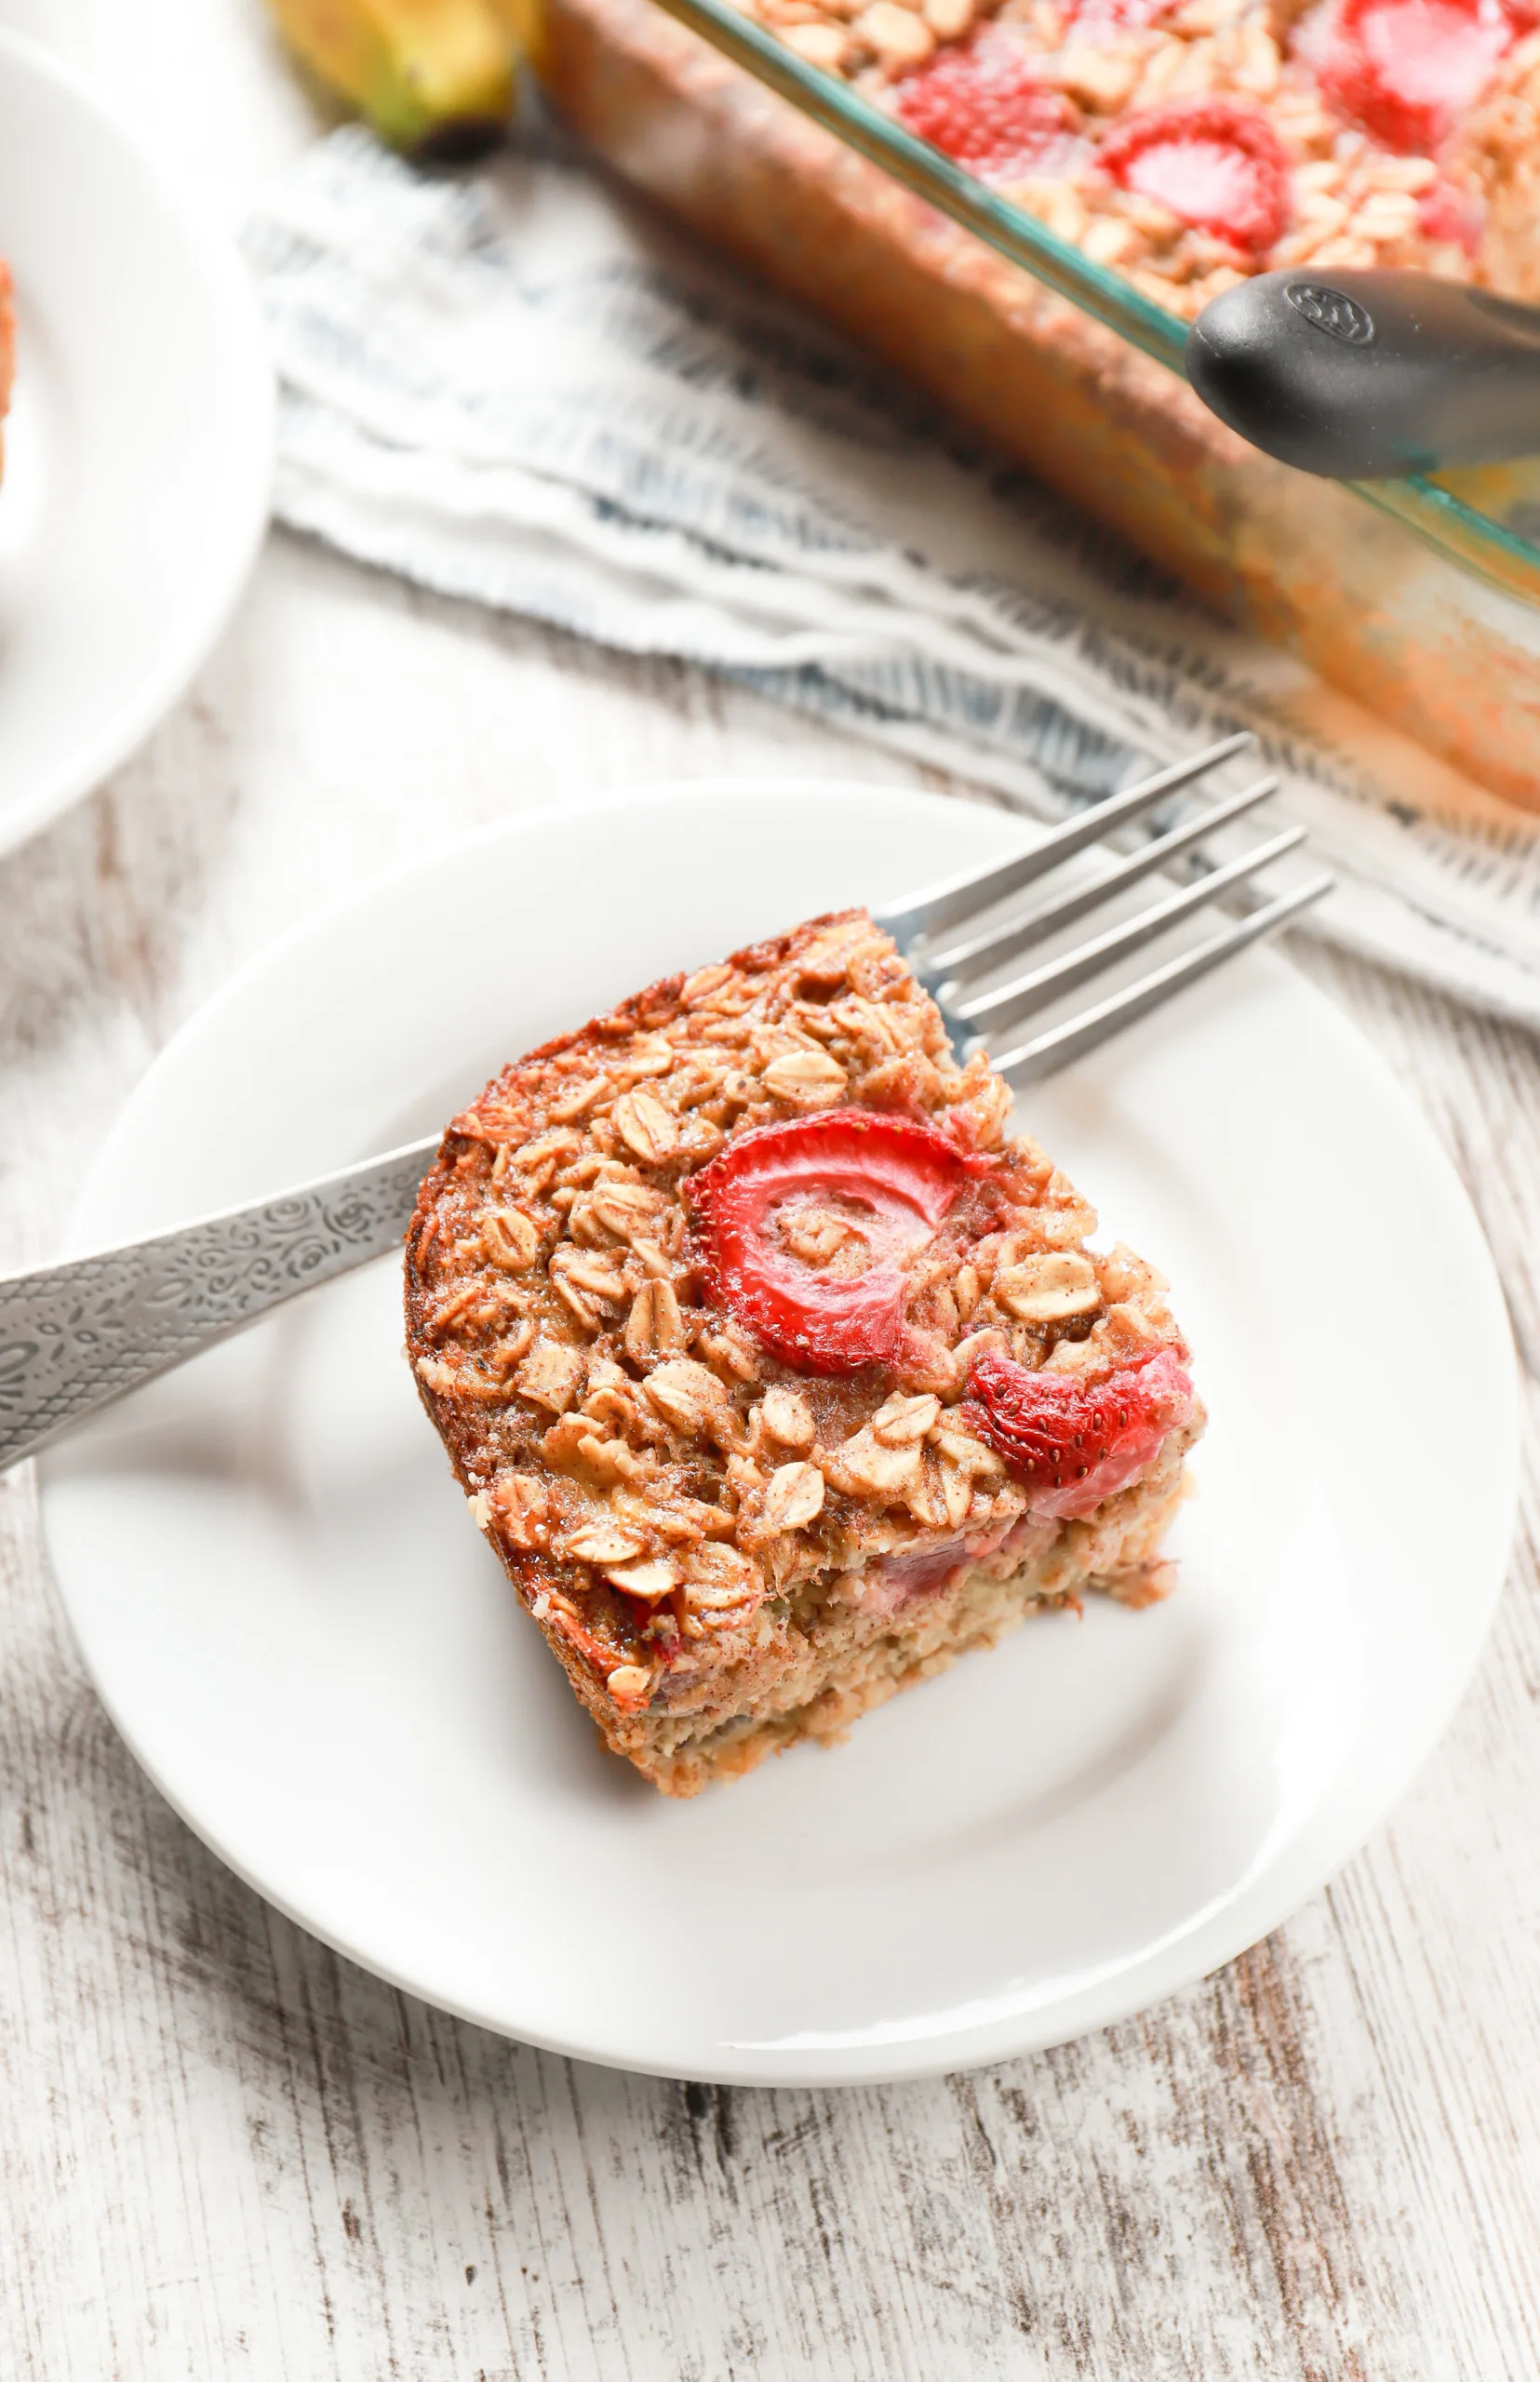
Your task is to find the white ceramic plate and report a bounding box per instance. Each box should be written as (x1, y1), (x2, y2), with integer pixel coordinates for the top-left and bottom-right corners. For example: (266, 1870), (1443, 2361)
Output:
(39, 782), (1518, 2085)
(0, 32), (272, 855)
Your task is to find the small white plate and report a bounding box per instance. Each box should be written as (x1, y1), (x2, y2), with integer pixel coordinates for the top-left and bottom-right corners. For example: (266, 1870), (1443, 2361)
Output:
(0, 33), (272, 855)
(39, 782), (1518, 2085)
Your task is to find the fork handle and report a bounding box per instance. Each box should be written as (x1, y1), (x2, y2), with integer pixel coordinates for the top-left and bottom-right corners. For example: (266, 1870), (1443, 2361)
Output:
(0, 1138), (436, 1474)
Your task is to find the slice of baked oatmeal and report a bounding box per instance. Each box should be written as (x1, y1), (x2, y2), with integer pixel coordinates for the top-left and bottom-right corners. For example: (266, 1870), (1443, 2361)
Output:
(405, 908), (1203, 1797)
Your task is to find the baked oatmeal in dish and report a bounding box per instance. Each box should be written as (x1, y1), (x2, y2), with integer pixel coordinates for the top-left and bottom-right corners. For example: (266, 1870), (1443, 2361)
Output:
(736, 0), (1540, 316)
(406, 911), (1203, 1795)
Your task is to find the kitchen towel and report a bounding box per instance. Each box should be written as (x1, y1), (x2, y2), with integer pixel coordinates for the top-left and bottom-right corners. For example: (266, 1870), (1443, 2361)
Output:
(244, 120), (1540, 1027)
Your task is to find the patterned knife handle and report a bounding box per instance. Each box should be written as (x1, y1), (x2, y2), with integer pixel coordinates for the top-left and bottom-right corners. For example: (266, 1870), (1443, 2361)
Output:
(0, 1138), (437, 1473)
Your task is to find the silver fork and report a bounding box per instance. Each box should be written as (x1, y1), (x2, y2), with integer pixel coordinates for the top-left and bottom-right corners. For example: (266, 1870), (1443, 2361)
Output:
(0, 734), (1329, 1474)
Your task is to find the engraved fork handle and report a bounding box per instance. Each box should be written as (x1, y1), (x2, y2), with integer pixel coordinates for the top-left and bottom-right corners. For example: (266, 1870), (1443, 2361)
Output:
(0, 1138), (437, 1474)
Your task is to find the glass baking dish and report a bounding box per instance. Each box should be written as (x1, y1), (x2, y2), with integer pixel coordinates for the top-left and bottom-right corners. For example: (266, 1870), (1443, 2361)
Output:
(523, 0), (1540, 811)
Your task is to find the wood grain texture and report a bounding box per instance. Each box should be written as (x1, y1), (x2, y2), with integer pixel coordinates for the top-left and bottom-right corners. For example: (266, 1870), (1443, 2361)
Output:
(1, 9), (1538, 2375)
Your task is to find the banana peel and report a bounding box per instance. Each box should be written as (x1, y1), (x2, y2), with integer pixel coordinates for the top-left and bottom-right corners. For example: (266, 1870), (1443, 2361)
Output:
(267, 0), (520, 156)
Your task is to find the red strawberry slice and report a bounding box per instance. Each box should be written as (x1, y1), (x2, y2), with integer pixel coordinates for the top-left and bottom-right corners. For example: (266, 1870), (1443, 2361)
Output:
(895, 33), (1081, 184)
(1315, 0), (1518, 152)
(1098, 100), (1291, 252)
(683, 1108), (988, 1373)
(1416, 176), (1484, 254)
(1065, 0), (1172, 33)
(959, 1343), (1194, 1519)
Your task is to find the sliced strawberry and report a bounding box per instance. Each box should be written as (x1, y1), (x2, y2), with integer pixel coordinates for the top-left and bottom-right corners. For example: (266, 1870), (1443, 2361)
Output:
(1416, 175), (1484, 254)
(895, 33), (1081, 184)
(683, 1108), (988, 1373)
(1098, 100), (1291, 252)
(873, 1539), (972, 1601)
(1314, 0), (1517, 151)
(958, 1343), (1194, 1519)
(1064, 0), (1172, 33)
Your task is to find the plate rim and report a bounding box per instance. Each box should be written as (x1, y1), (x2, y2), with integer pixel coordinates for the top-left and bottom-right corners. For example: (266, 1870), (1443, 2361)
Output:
(0, 27), (274, 861)
(40, 780), (1522, 2083)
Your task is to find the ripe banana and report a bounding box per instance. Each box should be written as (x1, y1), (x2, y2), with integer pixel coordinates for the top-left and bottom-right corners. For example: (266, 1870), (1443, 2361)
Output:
(267, 0), (520, 155)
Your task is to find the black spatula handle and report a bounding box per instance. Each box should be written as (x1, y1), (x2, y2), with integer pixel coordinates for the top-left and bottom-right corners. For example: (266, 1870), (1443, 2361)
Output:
(1185, 268), (1540, 479)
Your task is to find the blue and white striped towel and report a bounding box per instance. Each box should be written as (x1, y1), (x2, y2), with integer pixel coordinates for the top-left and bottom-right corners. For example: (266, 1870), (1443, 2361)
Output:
(244, 121), (1540, 1026)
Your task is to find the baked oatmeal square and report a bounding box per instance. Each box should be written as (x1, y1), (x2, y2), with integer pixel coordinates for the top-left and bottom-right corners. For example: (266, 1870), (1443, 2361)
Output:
(405, 907), (1201, 1795)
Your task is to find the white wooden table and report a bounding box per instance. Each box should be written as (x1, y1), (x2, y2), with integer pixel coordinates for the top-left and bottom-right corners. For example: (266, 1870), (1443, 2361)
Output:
(2, 7), (1538, 2374)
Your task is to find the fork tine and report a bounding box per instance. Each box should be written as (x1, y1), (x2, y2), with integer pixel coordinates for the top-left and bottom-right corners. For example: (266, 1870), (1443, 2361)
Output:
(926, 772), (1279, 988)
(951, 823), (1307, 1038)
(874, 731), (1255, 947)
(988, 874), (1334, 1087)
